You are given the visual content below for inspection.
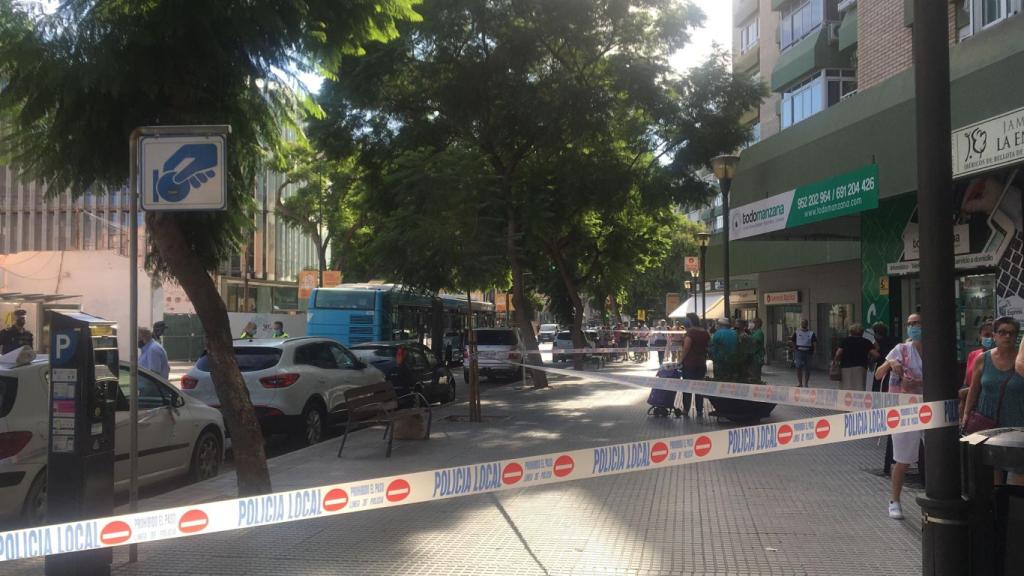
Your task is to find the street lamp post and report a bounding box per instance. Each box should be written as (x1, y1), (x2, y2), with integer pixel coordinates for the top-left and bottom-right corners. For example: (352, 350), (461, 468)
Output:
(697, 232), (710, 324)
(911, 3), (966, 575)
(711, 155), (739, 321)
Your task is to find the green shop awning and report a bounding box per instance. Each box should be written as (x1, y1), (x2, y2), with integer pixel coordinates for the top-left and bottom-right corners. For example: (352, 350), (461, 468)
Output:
(771, 26), (854, 92)
(838, 7), (858, 52)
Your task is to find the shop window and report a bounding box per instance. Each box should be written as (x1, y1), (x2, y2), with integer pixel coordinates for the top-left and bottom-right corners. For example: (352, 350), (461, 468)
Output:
(817, 303), (853, 365)
(272, 286), (300, 312)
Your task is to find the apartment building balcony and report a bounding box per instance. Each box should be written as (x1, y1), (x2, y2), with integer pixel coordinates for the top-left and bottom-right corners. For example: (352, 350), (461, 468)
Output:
(771, 23), (853, 92)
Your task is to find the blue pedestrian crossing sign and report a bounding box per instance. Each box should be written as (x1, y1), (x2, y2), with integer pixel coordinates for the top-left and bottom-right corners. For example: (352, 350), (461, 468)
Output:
(140, 134), (227, 211)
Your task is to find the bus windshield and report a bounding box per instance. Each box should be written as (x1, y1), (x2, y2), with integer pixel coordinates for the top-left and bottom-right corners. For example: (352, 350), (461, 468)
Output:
(314, 290), (376, 310)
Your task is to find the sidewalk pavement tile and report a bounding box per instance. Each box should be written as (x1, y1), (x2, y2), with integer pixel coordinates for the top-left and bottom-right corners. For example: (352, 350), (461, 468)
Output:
(5, 361), (924, 575)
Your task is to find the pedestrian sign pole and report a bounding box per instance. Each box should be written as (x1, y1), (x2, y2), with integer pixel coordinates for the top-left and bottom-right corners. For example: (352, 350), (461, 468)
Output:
(128, 125), (229, 562)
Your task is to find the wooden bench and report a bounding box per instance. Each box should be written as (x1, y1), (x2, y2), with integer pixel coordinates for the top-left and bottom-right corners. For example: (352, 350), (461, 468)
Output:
(337, 382), (432, 458)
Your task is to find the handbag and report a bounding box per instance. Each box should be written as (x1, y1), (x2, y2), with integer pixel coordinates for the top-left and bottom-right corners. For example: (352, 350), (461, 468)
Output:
(829, 360), (842, 381)
(961, 357), (1011, 436)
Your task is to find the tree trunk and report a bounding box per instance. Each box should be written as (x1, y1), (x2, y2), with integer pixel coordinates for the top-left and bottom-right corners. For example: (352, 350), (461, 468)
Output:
(147, 213), (272, 496)
(506, 208), (548, 388)
(610, 293), (621, 324)
(316, 237), (328, 288)
(549, 244), (587, 371)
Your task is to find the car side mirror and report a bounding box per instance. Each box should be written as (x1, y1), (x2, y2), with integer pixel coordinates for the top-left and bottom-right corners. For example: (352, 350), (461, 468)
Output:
(171, 394), (186, 408)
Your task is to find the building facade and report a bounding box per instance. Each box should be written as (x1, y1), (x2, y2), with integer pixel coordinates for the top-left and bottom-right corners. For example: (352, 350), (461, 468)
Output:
(718, 0), (1023, 371)
(0, 164), (319, 359)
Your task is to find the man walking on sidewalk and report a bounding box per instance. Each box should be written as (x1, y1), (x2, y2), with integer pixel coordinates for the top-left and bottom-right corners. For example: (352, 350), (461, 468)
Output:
(139, 326), (170, 380)
(791, 319), (816, 388)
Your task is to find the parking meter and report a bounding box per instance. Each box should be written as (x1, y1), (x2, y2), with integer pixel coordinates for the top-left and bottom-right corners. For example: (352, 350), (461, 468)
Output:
(46, 311), (118, 576)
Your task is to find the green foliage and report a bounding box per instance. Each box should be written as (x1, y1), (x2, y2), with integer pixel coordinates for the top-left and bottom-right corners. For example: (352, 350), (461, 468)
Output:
(0, 0), (421, 273)
(313, 0), (762, 314)
(620, 213), (704, 318)
(362, 146), (507, 293)
(273, 141), (366, 270)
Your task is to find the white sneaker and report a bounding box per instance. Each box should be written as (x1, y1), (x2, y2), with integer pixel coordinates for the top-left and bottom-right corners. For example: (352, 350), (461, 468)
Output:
(888, 501), (904, 519)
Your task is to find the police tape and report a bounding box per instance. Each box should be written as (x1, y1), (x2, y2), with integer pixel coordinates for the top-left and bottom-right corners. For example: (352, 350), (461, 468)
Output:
(518, 362), (921, 412)
(472, 346), (679, 359)
(0, 398), (958, 563)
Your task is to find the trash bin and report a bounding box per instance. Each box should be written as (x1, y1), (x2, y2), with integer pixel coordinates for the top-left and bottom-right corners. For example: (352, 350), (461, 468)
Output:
(960, 427), (1024, 576)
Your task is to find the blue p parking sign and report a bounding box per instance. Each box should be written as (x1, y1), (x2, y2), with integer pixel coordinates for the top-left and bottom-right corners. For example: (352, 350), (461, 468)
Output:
(140, 134), (226, 211)
(52, 330), (78, 367)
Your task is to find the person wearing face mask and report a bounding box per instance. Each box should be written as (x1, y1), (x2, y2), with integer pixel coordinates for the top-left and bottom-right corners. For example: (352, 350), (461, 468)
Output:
(874, 313), (925, 520)
(138, 326), (170, 380)
(959, 322), (994, 416)
(0, 309), (34, 354)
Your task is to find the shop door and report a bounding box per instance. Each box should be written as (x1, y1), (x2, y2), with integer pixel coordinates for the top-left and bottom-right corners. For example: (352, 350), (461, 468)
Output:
(958, 274), (996, 364)
(767, 305), (802, 365)
(817, 304), (854, 367)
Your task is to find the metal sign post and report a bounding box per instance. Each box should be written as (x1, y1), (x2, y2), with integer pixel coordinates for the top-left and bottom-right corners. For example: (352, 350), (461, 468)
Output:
(127, 125), (229, 562)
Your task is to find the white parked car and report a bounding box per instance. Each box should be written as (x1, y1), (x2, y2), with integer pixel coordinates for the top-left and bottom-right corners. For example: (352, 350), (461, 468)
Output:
(464, 328), (521, 382)
(182, 338), (385, 446)
(552, 330), (596, 363)
(537, 324), (559, 343)
(0, 359), (225, 527)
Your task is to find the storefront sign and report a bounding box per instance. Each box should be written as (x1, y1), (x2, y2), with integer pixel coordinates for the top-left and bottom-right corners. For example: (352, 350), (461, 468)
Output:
(733, 290), (758, 304)
(298, 270), (342, 300)
(765, 291), (799, 305)
(901, 223), (970, 259)
(952, 106), (1024, 178)
(883, 166), (1024, 322)
(731, 165), (879, 241)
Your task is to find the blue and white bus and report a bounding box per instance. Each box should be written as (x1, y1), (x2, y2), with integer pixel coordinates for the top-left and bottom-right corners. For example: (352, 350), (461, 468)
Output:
(306, 284), (495, 349)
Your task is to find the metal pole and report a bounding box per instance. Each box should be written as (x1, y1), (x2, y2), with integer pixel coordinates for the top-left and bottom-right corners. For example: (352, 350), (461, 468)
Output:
(721, 178), (732, 321)
(699, 245), (708, 323)
(127, 131), (140, 564)
(318, 162), (324, 288)
(911, 3), (967, 575)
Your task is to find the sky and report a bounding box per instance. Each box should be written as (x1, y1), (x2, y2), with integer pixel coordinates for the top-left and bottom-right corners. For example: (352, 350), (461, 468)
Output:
(669, 0), (734, 73)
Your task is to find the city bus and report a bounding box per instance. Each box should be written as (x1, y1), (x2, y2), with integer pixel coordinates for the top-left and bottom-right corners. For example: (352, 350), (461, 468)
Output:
(306, 284), (495, 356)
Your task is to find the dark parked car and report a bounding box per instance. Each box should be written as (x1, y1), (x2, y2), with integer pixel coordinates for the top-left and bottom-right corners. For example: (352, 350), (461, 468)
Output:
(350, 342), (457, 405)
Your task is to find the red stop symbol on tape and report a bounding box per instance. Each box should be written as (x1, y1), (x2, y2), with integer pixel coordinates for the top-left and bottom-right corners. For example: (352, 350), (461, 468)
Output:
(815, 419), (831, 439)
(887, 409), (901, 429)
(178, 509), (208, 534)
(323, 488), (349, 512)
(919, 405), (933, 424)
(553, 455), (575, 477)
(100, 520), (132, 546)
(386, 479), (410, 502)
(693, 435), (712, 457)
(502, 462), (524, 485)
(844, 392), (854, 408)
(777, 424), (794, 445)
(650, 441), (669, 464)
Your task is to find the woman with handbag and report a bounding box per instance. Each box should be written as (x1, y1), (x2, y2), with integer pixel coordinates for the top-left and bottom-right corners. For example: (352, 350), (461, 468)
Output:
(874, 313), (925, 520)
(964, 316), (1024, 486)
